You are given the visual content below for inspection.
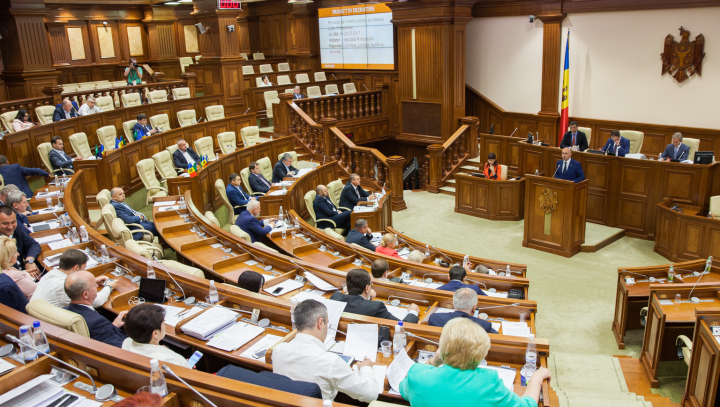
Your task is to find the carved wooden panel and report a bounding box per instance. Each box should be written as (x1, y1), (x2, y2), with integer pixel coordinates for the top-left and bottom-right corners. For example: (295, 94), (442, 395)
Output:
(80, 117), (103, 148)
(709, 228), (720, 261)
(655, 210), (675, 254)
(678, 220), (704, 259)
(660, 168), (698, 203)
(617, 198), (646, 232)
(401, 101), (441, 137)
(522, 150), (544, 177)
(9, 137), (33, 168)
(124, 146), (142, 190)
(619, 165), (650, 198)
(106, 154), (124, 190)
(691, 334), (714, 406)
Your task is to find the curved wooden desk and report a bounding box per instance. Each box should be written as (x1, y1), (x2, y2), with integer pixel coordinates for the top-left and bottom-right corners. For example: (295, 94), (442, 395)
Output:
(655, 199), (720, 265)
(454, 174), (525, 221)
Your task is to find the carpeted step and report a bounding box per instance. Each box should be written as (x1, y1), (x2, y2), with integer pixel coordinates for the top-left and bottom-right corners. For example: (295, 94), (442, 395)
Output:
(439, 186), (455, 193)
(467, 156), (481, 163)
(549, 353), (629, 393)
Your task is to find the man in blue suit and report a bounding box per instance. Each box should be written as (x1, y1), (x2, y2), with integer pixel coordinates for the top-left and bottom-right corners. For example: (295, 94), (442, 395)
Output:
(0, 155), (48, 198)
(339, 174), (376, 209)
(0, 273), (28, 314)
(226, 173), (254, 215)
(64, 270), (127, 347)
(346, 219), (375, 251)
(132, 113), (158, 141)
(313, 185), (351, 233)
(48, 136), (79, 174)
(660, 132), (691, 161)
(272, 153), (298, 183)
(6, 191), (31, 233)
(52, 100), (79, 122)
(554, 147), (585, 183)
(601, 130), (631, 157)
(428, 288), (497, 333)
(110, 188), (158, 240)
(437, 265), (487, 296)
(0, 206), (40, 277)
(248, 162), (272, 194)
(172, 139), (201, 169)
(236, 200), (276, 243)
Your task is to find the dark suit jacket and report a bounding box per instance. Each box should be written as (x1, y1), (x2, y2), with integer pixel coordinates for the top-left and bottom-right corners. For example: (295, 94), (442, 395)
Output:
(559, 131), (589, 151)
(16, 212), (30, 234)
(328, 292), (420, 323)
(172, 147), (201, 169)
(554, 158), (585, 183)
(65, 303), (126, 347)
(601, 137), (631, 157)
(132, 123), (154, 140)
(11, 226), (41, 268)
(346, 229), (375, 251)
(436, 279), (486, 296)
(248, 172), (271, 193)
(0, 273), (28, 314)
(428, 310), (497, 333)
(339, 183), (370, 209)
(52, 106), (78, 122)
(660, 143), (691, 161)
(291, 93), (307, 100)
(313, 195), (343, 229)
(226, 184), (251, 213)
(0, 164), (48, 198)
(217, 365), (321, 399)
(235, 210), (271, 243)
(111, 200), (144, 224)
(272, 160), (299, 183)
(48, 149), (74, 171)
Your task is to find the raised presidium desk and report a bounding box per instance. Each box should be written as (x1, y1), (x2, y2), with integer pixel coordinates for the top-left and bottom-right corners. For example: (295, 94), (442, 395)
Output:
(454, 173), (525, 221)
(655, 199), (720, 265)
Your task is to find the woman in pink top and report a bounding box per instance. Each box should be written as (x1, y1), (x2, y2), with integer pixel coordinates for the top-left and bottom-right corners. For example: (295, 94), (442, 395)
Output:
(12, 109), (35, 132)
(375, 233), (401, 258)
(0, 236), (37, 299)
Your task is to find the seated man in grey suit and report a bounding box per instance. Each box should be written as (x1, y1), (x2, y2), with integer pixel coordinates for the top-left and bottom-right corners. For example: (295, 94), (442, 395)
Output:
(272, 153), (299, 183)
(370, 259), (403, 283)
(248, 161), (272, 194)
(329, 269), (419, 323)
(49, 136), (80, 174)
(428, 288), (498, 333)
(660, 132), (691, 161)
(345, 219), (375, 251)
(64, 270), (128, 347)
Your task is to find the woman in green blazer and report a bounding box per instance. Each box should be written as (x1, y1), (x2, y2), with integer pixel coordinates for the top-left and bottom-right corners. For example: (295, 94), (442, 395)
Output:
(400, 318), (551, 407)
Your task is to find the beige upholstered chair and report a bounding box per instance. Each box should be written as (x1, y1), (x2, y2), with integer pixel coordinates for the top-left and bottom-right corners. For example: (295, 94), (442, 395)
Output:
(136, 158), (168, 204)
(26, 300), (90, 337)
(343, 83), (357, 94)
(125, 240), (163, 260)
(177, 110), (197, 127)
(172, 87), (191, 100)
(277, 75), (291, 86)
(0, 111), (18, 133)
(149, 114), (170, 131)
(242, 66), (255, 75)
(205, 211), (221, 227)
(205, 105), (225, 121)
(259, 64), (273, 73)
(278, 151), (298, 164)
(578, 127), (592, 146)
(123, 119), (138, 141)
(69, 132), (93, 159)
(35, 106), (55, 125)
(111, 81), (127, 88)
(684, 138), (700, 161)
(325, 84), (339, 95)
(194, 56), (201, 62)
(101, 205), (148, 243)
(307, 86), (321, 98)
(264, 91), (280, 119)
(179, 57), (193, 74)
(619, 131), (645, 154)
(278, 63), (290, 72)
(240, 167), (266, 196)
(38, 143), (72, 175)
(499, 165), (508, 180)
(121, 92), (142, 107)
(153, 150), (178, 181)
(217, 132), (237, 154)
(258, 157), (273, 184)
(215, 179), (242, 224)
(677, 335), (692, 366)
(229, 225), (252, 242)
(710, 196), (720, 217)
(194, 136), (216, 160)
(253, 52), (265, 60)
(254, 77), (263, 87)
(96, 189), (112, 208)
(240, 52), (248, 59)
(62, 84), (78, 94)
(112, 218), (157, 247)
(95, 96), (114, 112)
(240, 126), (261, 146)
(295, 73), (310, 84)
(96, 126), (119, 152)
(147, 90), (168, 103)
(324, 228), (345, 241)
(304, 190), (345, 235)
(77, 83), (96, 90)
(95, 81), (112, 89)
(165, 144), (180, 167)
(285, 89), (294, 94)
(327, 180), (350, 211)
(314, 72), (327, 82)
(159, 260), (204, 278)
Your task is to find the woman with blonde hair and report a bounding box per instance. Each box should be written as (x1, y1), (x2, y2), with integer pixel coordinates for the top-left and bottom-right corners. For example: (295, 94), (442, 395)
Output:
(375, 233), (400, 258)
(400, 318), (550, 407)
(0, 236), (38, 298)
(406, 249), (425, 263)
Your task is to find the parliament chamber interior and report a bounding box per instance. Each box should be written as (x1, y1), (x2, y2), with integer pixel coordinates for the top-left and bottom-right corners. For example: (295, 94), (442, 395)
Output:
(0, 0), (718, 406)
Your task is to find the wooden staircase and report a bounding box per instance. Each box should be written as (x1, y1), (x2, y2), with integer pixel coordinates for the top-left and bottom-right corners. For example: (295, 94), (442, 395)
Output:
(439, 155), (482, 196)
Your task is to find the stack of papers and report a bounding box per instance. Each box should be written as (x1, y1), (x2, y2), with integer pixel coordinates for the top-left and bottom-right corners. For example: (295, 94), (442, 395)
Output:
(267, 190), (285, 196)
(304, 272), (338, 291)
(501, 321), (531, 337)
(43, 253), (63, 268)
(0, 358), (14, 377)
(433, 308), (455, 314)
(36, 191), (59, 198)
(386, 348), (415, 392)
(48, 239), (74, 250)
(181, 306), (238, 340)
(385, 305), (409, 321)
(294, 168), (312, 178)
(153, 201), (178, 207)
(165, 306), (203, 327)
(29, 220), (61, 232)
(343, 324), (378, 362)
(485, 291), (509, 298)
(35, 233), (66, 245)
(478, 365), (516, 391)
(353, 206), (375, 213)
(158, 205), (181, 211)
(276, 180), (294, 186)
(206, 322), (265, 351)
(406, 280), (442, 289)
(264, 279), (304, 296)
(370, 233), (383, 243)
(291, 290), (326, 302)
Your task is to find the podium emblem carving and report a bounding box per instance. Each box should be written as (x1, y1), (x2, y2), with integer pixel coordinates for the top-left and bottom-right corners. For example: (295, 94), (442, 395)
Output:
(539, 188), (558, 214)
(661, 27), (705, 83)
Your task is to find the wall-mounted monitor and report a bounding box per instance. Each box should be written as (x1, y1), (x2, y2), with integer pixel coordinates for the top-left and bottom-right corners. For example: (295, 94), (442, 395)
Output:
(319, 3), (394, 70)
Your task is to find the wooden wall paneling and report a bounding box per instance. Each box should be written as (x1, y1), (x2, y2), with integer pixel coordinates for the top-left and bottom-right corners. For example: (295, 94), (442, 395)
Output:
(89, 21), (122, 65)
(119, 22), (149, 63)
(582, 156), (612, 225)
(47, 22), (71, 67)
(8, 135), (33, 169)
(537, 14), (564, 117)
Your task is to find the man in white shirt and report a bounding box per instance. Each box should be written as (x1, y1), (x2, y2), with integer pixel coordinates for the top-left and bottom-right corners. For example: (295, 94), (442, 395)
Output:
(31, 249), (116, 308)
(78, 97), (102, 116)
(272, 299), (381, 402)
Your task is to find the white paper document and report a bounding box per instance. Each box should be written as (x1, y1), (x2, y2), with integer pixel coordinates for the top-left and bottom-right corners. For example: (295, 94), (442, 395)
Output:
(48, 239), (74, 250)
(207, 322), (265, 352)
(343, 323), (378, 362)
(433, 307), (455, 314)
(491, 322), (501, 332)
(35, 233), (66, 245)
(294, 168), (312, 178)
(182, 306), (239, 340)
(485, 291), (509, 298)
(240, 334), (283, 360)
(165, 306), (203, 327)
(304, 272), (338, 291)
(36, 191), (59, 198)
(158, 205), (181, 211)
(267, 190), (285, 196)
(264, 279), (304, 296)
(353, 206), (375, 213)
(154, 201), (178, 207)
(479, 364), (516, 391)
(372, 365), (387, 393)
(385, 305), (409, 321)
(317, 298), (346, 346)
(0, 358), (14, 376)
(659, 300), (674, 305)
(386, 348), (415, 392)
(155, 304), (185, 321)
(43, 253), (63, 268)
(291, 290), (326, 302)
(501, 321), (531, 337)
(0, 374), (62, 407)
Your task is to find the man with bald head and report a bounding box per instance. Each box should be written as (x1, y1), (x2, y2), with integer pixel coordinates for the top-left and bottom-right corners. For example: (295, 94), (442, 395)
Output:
(52, 99), (78, 122)
(110, 187), (158, 239)
(553, 147), (585, 183)
(235, 200), (276, 243)
(313, 184), (351, 234)
(64, 270), (127, 347)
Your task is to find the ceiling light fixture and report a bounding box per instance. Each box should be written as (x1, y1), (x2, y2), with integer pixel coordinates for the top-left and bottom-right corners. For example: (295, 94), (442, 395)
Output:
(165, 1), (181, 4)
(288, 0), (314, 4)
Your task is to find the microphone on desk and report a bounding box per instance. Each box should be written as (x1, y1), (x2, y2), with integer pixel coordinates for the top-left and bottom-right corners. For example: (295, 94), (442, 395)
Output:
(288, 258), (326, 285)
(233, 243), (275, 273)
(687, 272), (705, 303)
(621, 270), (655, 282)
(551, 163), (560, 179)
(162, 365), (218, 407)
(387, 296), (428, 307)
(509, 128), (518, 138)
(474, 303), (521, 320)
(397, 236), (419, 253)
(108, 259), (139, 283)
(362, 84), (369, 91)
(153, 256), (196, 305)
(331, 74), (338, 80)
(465, 278), (497, 293)
(348, 244), (373, 267)
(406, 331), (439, 346)
(428, 244), (454, 265)
(328, 324), (347, 336)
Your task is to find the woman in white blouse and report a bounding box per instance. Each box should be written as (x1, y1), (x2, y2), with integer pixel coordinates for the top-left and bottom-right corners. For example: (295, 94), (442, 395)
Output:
(122, 303), (190, 368)
(259, 74), (273, 87)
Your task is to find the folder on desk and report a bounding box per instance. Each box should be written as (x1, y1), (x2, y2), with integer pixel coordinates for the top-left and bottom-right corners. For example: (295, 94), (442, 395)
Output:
(181, 306), (238, 340)
(207, 322), (265, 352)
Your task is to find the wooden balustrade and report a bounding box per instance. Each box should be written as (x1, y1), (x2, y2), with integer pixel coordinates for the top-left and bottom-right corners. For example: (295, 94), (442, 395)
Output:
(293, 89), (384, 122)
(425, 116), (480, 193)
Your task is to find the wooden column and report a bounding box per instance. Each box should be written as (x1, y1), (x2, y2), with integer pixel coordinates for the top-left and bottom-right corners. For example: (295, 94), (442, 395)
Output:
(274, 93), (295, 135)
(461, 116), (480, 158)
(425, 144), (444, 194)
(180, 72), (197, 96)
(537, 14), (565, 117)
(143, 6), (180, 79)
(386, 156), (407, 211)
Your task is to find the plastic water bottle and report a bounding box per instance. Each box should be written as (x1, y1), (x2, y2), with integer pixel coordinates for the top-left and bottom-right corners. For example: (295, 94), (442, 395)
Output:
(54, 175), (59, 186)
(282, 185), (287, 195)
(179, 195), (186, 209)
(147, 261), (156, 279)
(79, 226), (89, 243)
(521, 334), (537, 386)
(32, 321), (50, 354)
(46, 198), (53, 209)
(392, 321), (406, 354)
(281, 225), (287, 239)
(208, 280), (219, 304)
(149, 359), (168, 396)
(425, 245), (430, 258)
(18, 325), (37, 362)
(506, 265), (511, 275)
(63, 213), (71, 227)
(323, 401), (332, 407)
(706, 256), (713, 273)
(100, 244), (110, 264)
(279, 206), (284, 223)
(290, 298), (299, 330)
(70, 227), (81, 244)
(535, 169), (539, 176)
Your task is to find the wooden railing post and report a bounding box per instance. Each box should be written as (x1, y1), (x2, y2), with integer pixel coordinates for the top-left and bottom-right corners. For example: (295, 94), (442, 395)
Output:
(319, 118), (338, 161)
(180, 72), (197, 97)
(461, 116), (480, 158)
(386, 155), (407, 211)
(41, 86), (64, 107)
(274, 93), (294, 135)
(425, 144), (444, 194)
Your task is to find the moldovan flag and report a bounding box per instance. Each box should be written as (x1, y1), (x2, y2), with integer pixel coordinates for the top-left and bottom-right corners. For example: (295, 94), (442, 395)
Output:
(188, 163), (197, 178)
(558, 30), (570, 145)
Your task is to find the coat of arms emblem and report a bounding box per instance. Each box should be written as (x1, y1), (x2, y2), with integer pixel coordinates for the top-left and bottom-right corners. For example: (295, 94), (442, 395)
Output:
(661, 27), (705, 83)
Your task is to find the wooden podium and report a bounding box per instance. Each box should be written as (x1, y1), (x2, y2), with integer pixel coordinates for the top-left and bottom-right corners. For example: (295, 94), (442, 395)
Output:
(523, 175), (589, 257)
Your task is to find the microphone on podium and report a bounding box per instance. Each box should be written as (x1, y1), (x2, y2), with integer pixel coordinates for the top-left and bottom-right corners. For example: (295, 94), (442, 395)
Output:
(509, 128), (518, 137)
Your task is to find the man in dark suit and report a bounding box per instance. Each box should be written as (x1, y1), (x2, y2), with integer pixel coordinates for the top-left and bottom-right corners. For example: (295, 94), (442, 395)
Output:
(64, 270), (127, 347)
(0, 273), (28, 314)
(339, 174), (376, 209)
(660, 132), (691, 161)
(370, 259), (403, 283)
(0, 205), (40, 277)
(52, 100), (78, 122)
(437, 265), (487, 296)
(559, 121), (589, 152)
(226, 173), (254, 215)
(313, 185), (351, 232)
(291, 85), (306, 100)
(428, 288), (497, 333)
(0, 155), (48, 198)
(6, 191), (31, 233)
(329, 269), (420, 323)
(236, 200), (276, 243)
(172, 139), (201, 169)
(48, 136), (79, 174)
(248, 161), (272, 194)
(110, 187), (158, 239)
(132, 113), (158, 141)
(346, 219), (375, 251)
(553, 147), (585, 183)
(272, 153), (299, 183)
(601, 130), (631, 157)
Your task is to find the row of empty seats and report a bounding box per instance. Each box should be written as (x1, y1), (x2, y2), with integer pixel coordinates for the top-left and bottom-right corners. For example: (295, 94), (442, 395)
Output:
(243, 62), (292, 75)
(61, 80), (142, 94)
(253, 72), (335, 87)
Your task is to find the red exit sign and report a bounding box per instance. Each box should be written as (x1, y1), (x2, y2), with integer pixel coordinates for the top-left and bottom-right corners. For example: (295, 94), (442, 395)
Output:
(218, 0), (241, 9)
